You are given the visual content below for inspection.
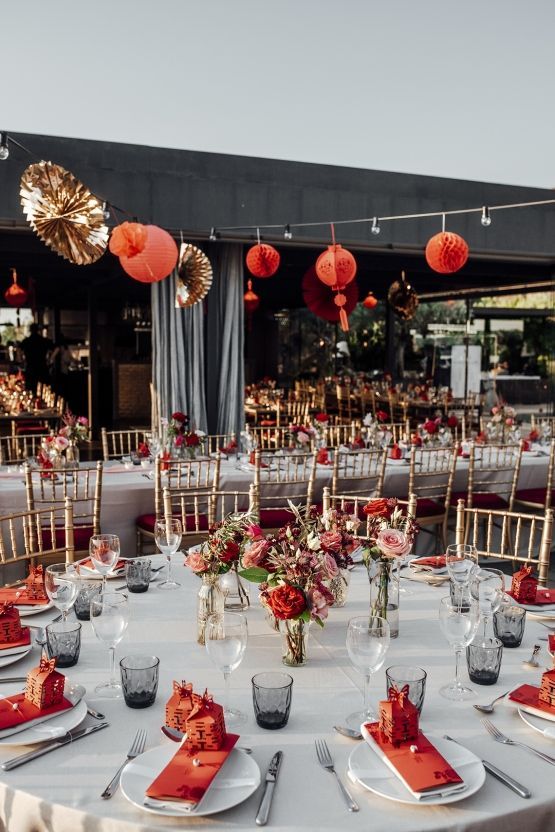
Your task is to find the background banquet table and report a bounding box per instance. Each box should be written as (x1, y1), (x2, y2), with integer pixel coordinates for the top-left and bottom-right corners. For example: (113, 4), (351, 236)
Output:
(0, 555), (554, 832)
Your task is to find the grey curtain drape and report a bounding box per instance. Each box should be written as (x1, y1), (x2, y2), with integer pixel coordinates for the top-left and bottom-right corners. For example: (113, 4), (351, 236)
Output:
(151, 243), (244, 438)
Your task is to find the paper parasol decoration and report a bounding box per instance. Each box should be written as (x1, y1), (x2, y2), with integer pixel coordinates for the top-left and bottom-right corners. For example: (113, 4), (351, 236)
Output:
(175, 243), (213, 308)
(302, 267), (358, 323)
(388, 271), (419, 320)
(20, 161), (109, 265)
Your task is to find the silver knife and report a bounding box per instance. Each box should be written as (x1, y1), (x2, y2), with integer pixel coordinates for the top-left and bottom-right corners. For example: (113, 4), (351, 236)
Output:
(444, 735), (531, 798)
(0, 677), (27, 684)
(2, 722), (109, 770)
(255, 751), (283, 826)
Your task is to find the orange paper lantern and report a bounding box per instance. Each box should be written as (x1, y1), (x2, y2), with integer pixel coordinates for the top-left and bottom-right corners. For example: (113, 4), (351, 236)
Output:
(362, 291), (378, 309)
(244, 280), (260, 314)
(425, 232), (469, 274)
(315, 244), (357, 289)
(4, 268), (29, 307)
(119, 225), (178, 283)
(109, 222), (148, 257)
(246, 243), (280, 278)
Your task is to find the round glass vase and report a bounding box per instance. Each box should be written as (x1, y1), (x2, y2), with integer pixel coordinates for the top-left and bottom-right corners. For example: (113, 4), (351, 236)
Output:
(279, 618), (311, 667)
(328, 568), (351, 608)
(197, 573), (225, 646)
(369, 559), (399, 639)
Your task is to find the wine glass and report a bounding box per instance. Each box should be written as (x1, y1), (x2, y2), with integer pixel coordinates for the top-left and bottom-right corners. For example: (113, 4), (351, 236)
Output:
(438, 595), (480, 700)
(446, 543), (478, 608)
(154, 519), (182, 590)
(205, 611), (248, 727)
(44, 563), (78, 621)
(470, 568), (505, 640)
(89, 534), (120, 589)
(90, 592), (129, 698)
(346, 615), (390, 728)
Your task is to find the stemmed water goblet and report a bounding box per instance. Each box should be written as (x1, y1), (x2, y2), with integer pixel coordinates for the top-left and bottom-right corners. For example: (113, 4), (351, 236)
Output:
(438, 595), (480, 700)
(90, 592), (129, 698)
(154, 518), (182, 590)
(89, 534), (120, 590)
(446, 543), (478, 608)
(205, 611), (248, 727)
(470, 568), (505, 640)
(44, 563), (78, 621)
(346, 615), (390, 728)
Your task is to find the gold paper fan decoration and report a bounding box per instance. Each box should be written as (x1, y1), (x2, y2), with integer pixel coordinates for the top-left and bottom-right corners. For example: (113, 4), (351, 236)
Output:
(388, 270), (419, 321)
(20, 161), (109, 265)
(175, 243), (213, 308)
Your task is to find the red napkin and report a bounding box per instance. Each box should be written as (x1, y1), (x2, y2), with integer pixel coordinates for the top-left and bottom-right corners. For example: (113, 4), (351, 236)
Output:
(363, 722), (463, 795)
(507, 588), (555, 606)
(146, 733), (239, 806)
(411, 556), (446, 569)
(0, 628), (30, 651)
(549, 635), (555, 654)
(0, 588), (48, 607)
(316, 449), (331, 465)
(509, 684), (555, 716)
(248, 451), (268, 468)
(79, 558), (127, 572)
(389, 444), (403, 460)
(0, 693), (73, 731)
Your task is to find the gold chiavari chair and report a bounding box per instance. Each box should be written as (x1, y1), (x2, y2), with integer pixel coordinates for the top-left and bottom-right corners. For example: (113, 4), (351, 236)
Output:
(253, 449), (317, 530)
(0, 499), (75, 571)
(455, 499), (554, 587)
(24, 463), (103, 558)
(0, 432), (50, 465)
(515, 437), (555, 514)
(387, 391), (409, 424)
(407, 445), (458, 549)
(450, 442), (522, 513)
(163, 484), (258, 546)
(324, 422), (359, 447)
(202, 433), (237, 455)
(245, 425), (291, 450)
(101, 427), (149, 461)
(321, 489), (417, 536)
(277, 400), (311, 425)
(331, 448), (387, 506)
(136, 455), (221, 553)
(336, 382), (355, 421)
(531, 414), (555, 432)
(379, 420), (410, 444)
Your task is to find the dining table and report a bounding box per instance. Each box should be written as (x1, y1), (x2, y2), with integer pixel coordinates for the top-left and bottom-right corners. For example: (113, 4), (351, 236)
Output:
(0, 554), (554, 832)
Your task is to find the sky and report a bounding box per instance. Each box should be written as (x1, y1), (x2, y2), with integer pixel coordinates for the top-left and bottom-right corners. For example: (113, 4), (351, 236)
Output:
(1, 0), (554, 189)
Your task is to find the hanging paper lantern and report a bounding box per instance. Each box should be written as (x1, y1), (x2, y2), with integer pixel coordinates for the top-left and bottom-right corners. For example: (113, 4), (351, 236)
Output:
(302, 268), (358, 323)
(119, 225), (178, 283)
(388, 271), (419, 320)
(246, 243), (280, 278)
(315, 244), (357, 289)
(109, 222), (148, 258)
(244, 280), (260, 314)
(4, 268), (28, 307)
(425, 231), (469, 274)
(362, 291), (378, 309)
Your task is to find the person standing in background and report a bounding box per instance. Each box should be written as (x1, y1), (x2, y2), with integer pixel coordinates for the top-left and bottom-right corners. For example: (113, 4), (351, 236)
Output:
(20, 323), (53, 393)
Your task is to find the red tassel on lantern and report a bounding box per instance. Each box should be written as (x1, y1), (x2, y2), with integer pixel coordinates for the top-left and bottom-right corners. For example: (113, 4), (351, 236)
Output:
(119, 225), (178, 283)
(244, 280), (260, 314)
(425, 231), (469, 274)
(4, 268), (29, 307)
(109, 222), (148, 258)
(246, 243), (280, 278)
(362, 292), (378, 309)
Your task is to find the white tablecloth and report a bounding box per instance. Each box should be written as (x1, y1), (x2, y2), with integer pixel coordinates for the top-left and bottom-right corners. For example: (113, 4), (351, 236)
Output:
(0, 556), (554, 832)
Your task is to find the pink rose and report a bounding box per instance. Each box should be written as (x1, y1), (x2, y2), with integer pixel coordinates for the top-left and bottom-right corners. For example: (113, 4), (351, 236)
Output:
(322, 552), (339, 579)
(308, 583), (334, 620)
(184, 550), (208, 573)
(297, 431), (310, 445)
(491, 406), (499, 415)
(242, 539), (270, 569)
(505, 417), (514, 426)
(376, 528), (412, 559)
(77, 416), (88, 426)
(246, 524), (263, 540)
(174, 434), (184, 447)
(54, 435), (69, 451)
(320, 531), (342, 553)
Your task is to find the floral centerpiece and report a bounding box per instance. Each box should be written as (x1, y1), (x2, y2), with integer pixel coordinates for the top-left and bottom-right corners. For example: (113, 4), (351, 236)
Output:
(165, 412), (205, 459)
(485, 404), (519, 443)
(312, 412), (329, 448)
(415, 415), (455, 447)
(361, 498), (419, 638)
(288, 424), (316, 450)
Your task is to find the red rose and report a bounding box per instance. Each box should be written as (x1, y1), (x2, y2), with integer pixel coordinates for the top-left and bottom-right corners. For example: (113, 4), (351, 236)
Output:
(315, 413), (329, 423)
(185, 432), (201, 446)
(219, 540), (240, 563)
(171, 412), (188, 424)
(411, 433), (422, 446)
(423, 420), (437, 435)
(267, 584), (307, 620)
(389, 443), (403, 460)
(447, 415), (458, 428)
(363, 498), (396, 518)
(528, 430), (539, 441)
(320, 531), (343, 553)
(376, 410), (389, 423)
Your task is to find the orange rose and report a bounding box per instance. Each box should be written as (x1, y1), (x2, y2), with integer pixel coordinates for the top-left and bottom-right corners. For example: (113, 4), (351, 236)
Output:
(363, 498), (395, 518)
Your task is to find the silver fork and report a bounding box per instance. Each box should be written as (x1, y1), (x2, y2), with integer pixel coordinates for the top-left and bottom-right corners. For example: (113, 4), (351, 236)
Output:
(315, 739), (359, 812)
(482, 719), (555, 765)
(101, 728), (147, 799)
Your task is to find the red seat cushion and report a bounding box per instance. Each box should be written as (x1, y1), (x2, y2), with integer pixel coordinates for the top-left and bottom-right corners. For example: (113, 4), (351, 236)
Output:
(15, 423), (45, 434)
(450, 491), (509, 510)
(259, 508), (296, 528)
(415, 498), (444, 517)
(259, 420), (277, 427)
(42, 525), (94, 550)
(136, 513), (209, 533)
(516, 488), (553, 506)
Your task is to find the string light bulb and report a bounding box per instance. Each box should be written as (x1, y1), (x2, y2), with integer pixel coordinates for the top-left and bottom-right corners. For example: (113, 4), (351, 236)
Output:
(0, 132), (9, 161)
(102, 201), (110, 221)
(284, 224), (292, 240)
(209, 227), (217, 241)
(481, 206), (492, 227)
(370, 216), (380, 236)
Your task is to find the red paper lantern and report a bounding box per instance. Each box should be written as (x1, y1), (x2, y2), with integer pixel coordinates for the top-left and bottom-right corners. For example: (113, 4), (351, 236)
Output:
(245, 244), (280, 278)
(425, 232), (469, 274)
(119, 225), (178, 283)
(315, 244), (357, 289)
(109, 222), (148, 257)
(244, 280), (260, 314)
(4, 268), (29, 307)
(362, 292), (378, 309)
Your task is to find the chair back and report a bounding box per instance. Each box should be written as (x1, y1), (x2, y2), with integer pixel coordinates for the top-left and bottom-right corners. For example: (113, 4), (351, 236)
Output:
(24, 462), (103, 538)
(408, 445), (458, 508)
(0, 432), (50, 465)
(163, 484), (258, 538)
(455, 499), (554, 586)
(153, 455), (221, 521)
(321, 488), (417, 536)
(0, 499), (75, 567)
(254, 449), (317, 524)
(325, 422), (359, 448)
(465, 442), (522, 511)
(202, 433), (236, 455)
(245, 425), (292, 450)
(101, 427), (149, 460)
(331, 448), (387, 500)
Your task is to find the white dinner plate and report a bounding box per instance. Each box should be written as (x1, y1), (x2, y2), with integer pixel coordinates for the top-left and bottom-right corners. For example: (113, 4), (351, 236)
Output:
(121, 745), (260, 817)
(509, 600), (555, 617)
(386, 458), (408, 465)
(348, 735), (485, 806)
(519, 708), (555, 738)
(17, 601), (54, 617)
(0, 683), (87, 745)
(0, 643), (33, 668)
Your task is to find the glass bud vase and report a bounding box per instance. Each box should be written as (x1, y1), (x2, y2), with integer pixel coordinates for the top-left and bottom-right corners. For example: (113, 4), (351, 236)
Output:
(65, 440), (80, 466)
(197, 573), (225, 646)
(279, 618), (311, 667)
(220, 564), (250, 611)
(370, 560), (399, 638)
(328, 568), (351, 608)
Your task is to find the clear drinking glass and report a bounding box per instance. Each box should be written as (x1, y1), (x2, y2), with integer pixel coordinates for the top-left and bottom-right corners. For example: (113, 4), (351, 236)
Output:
(470, 568), (505, 639)
(154, 519), (182, 590)
(89, 534), (120, 589)
(205, 611), (248, 727)
(44, 563), (78, 621)
(438, 595), (480, 700)
(346, 615), (390, 728)
(90, 592), (129, 698)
